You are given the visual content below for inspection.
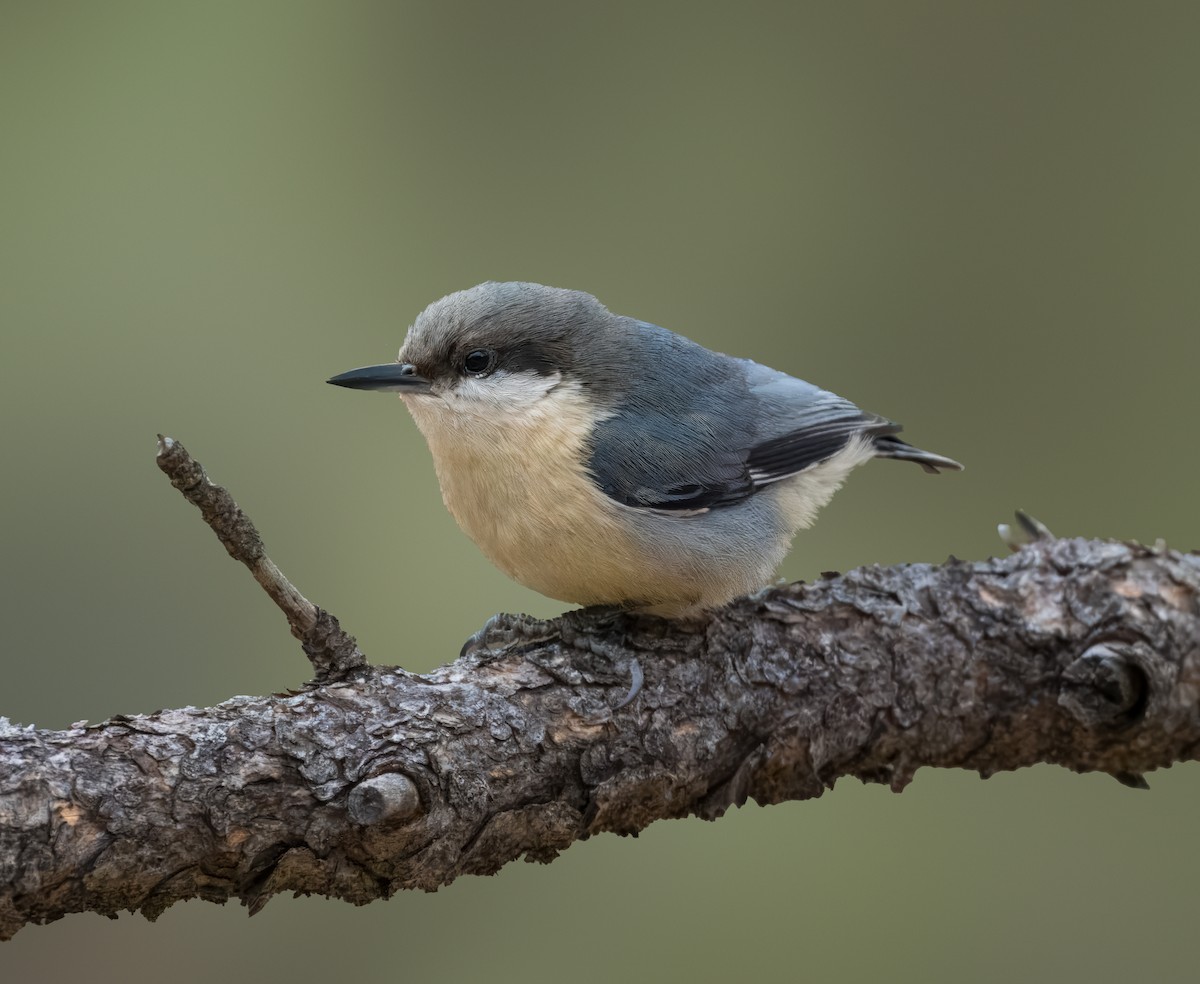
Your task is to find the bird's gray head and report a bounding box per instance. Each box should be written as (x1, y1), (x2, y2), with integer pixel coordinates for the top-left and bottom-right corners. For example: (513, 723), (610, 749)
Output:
(404, 281), (612, 383)
(327, 282), (624, 419)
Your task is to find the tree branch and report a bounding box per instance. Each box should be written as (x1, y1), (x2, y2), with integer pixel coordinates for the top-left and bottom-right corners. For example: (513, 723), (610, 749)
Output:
(0, 441), (1196, 940)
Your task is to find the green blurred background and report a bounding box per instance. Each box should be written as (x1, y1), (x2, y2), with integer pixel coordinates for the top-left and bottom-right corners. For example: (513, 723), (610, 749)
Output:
(2, 1), (1197, 980)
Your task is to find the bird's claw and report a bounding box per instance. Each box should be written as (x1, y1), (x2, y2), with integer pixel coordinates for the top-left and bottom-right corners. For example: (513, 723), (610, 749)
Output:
(610, 656), (643, 711)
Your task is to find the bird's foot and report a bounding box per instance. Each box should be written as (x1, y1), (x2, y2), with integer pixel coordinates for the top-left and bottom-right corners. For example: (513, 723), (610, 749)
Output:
(459, 607), (643, 716)
(746, 577), (791, 604)
(561, 607), (644, 720)
(459, 612), (560, 660)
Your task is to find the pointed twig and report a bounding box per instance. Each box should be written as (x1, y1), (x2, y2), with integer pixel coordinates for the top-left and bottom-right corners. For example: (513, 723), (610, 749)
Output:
(155, 435), (366, 682)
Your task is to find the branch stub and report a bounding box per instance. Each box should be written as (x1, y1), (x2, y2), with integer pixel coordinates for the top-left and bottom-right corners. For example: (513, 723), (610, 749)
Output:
(347, 773), (422, 826)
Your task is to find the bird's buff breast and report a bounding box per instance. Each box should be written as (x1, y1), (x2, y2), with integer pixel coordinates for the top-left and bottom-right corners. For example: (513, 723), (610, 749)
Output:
(401, 380), (652, 607)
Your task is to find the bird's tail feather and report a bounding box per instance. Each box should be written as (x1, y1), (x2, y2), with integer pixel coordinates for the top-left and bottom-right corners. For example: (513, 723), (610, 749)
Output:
(873, 435), (963, 474)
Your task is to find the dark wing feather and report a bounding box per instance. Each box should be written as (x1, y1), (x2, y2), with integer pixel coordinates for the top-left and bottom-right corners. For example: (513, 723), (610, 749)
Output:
(746, 416), (900, 487)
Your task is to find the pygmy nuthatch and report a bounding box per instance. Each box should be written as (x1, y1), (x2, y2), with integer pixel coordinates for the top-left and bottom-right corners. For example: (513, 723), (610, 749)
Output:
(329, 282), (961, 616)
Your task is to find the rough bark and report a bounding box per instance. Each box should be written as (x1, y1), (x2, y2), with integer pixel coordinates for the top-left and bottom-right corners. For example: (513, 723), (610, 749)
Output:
(0, 443), (1197, 940)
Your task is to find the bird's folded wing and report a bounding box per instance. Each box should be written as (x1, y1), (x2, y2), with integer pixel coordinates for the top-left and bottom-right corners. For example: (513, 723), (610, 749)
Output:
(587, 399), (892, 512)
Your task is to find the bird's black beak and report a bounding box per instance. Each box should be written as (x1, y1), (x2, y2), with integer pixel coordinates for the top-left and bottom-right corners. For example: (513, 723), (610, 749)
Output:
(326, 363), (431, 393)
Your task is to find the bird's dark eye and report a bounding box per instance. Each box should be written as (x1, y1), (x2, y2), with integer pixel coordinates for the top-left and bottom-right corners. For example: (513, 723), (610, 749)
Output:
(462, 349), (496, 376)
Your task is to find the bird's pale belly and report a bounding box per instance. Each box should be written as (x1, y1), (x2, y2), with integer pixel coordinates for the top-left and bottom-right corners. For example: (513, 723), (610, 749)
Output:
(434, 444), (669, 608)
(404, 383), (674, 608)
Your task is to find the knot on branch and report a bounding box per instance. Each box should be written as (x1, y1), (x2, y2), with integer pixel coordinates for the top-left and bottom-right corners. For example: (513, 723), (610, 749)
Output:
(303, 609), (366, 683)
(1059, 640), (1151, 730)
(348, 773), (422, 826)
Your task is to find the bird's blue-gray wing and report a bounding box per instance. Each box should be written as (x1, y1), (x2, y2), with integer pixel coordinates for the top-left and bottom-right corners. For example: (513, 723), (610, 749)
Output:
(585, 337), (893, 511)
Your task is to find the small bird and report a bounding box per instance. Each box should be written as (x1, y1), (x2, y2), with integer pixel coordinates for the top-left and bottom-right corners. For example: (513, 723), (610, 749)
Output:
(329, 282), (961, 617)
